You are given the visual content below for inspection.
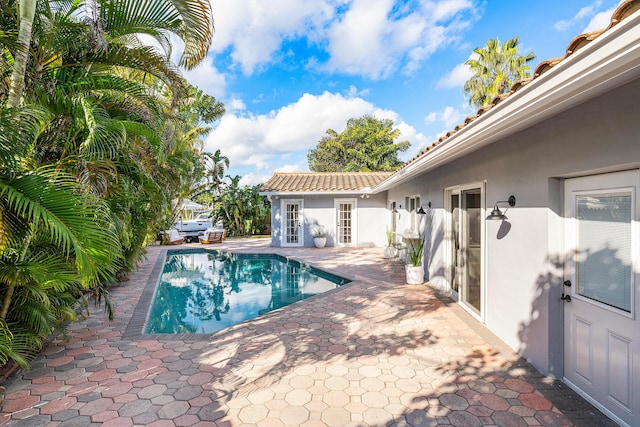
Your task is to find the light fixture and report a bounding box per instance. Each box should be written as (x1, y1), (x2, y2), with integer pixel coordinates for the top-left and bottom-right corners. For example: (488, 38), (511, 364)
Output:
(417, 202), (432, 214)
(486, 195), (516, 221)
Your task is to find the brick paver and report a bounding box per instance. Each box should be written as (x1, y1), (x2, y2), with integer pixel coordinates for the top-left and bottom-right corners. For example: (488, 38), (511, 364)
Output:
(0, 239), (616, 426)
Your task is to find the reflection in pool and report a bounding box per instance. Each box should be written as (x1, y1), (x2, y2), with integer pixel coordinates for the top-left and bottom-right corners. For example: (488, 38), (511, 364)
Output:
(145, 250), (350, 334)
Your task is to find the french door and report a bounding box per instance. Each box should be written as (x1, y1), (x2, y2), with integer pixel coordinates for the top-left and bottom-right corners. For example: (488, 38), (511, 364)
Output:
(563, 170), (639, 426)
(281, 199), (303, 247)
(335, 199), (356, 247)
(448, 185), (484, 318)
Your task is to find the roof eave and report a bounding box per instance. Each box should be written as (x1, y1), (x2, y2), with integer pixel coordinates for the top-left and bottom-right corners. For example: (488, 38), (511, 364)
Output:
(374, 7), (640, 192)
(259, 189), (374, 197)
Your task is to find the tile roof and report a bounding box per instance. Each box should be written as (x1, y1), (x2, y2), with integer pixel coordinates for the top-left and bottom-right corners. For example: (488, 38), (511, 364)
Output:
(260, 172), (393, 193)
(397, 0), (640, 172)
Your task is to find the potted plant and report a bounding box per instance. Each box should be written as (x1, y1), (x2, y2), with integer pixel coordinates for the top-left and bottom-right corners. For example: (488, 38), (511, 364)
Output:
(312, 228), (327, 248)
(405, 237), (425, 284)
(383, 228), (396, 259)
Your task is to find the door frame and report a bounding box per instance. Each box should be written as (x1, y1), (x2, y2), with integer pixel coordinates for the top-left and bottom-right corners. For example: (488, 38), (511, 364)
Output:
(445, 182), (486, 321)
(280, 199), (304, 247)
(334, 198), (357, 247)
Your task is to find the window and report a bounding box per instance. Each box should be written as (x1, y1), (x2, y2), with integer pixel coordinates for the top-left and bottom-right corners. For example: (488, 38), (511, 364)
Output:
(407, 196), (421, 233)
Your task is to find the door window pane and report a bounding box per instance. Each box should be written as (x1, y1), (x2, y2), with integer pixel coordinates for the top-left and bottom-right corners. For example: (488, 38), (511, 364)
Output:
(286, 204), (299, 244)
(450, 194), (460, 293)
(463, 190), (481, 313)
(339, 203), (352, 243)
(576, 193), (632, 312)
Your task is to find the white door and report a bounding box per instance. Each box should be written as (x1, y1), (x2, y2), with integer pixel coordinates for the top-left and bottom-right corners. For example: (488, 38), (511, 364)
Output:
(281, 199), (303, 247)
(563, 170), (639, 427)
(448, 186), (484, 318)
(335, 199), (356, 247)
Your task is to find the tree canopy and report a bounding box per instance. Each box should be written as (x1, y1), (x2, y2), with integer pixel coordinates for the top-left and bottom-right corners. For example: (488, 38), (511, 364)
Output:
(463, 37), (536, 109)
(307, 115), (410, 172)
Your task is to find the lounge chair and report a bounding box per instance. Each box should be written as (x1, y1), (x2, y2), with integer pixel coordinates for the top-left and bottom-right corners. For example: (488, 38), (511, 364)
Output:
(199, 230), (224, 244)
(165, 229), (184, 245)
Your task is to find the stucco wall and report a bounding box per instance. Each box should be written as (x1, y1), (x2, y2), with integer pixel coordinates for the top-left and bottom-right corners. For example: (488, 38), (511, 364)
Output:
(385, 77), (640, 377)
(269, 193), (388, 247)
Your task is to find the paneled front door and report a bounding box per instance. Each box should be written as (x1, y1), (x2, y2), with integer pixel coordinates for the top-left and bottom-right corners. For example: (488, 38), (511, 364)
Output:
(563, 170), (639, 426)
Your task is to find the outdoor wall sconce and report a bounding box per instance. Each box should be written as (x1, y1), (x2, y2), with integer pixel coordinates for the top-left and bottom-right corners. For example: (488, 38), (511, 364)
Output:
(486, 195), (516, 220)
(360, 194), (370, 199)
(417, 202), (431, 214)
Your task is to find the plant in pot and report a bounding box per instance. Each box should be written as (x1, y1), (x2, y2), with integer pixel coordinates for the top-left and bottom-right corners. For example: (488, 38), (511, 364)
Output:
(383, 228), (396, 259)
(312, 227), (327, 248)
(405, 238), (425, 284)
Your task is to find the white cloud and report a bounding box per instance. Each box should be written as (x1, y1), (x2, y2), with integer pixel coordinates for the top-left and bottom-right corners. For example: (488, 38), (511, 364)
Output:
(205, 90), (429, 172)
(437, 62), (473, 89)
(554, 1), (602, 31)
(210, 0), (343, 75)
(182, 59), (227, 97)
(424, 105), (472, 129)
(582, 4), (619, 33)
(275, 164), (301, 172)
(228, 98), (247, 112)
(324, 0), (476, 79)
(208, 0), (477, 78)
(239, 173), (273, 187)
(553, 1), (622, 33)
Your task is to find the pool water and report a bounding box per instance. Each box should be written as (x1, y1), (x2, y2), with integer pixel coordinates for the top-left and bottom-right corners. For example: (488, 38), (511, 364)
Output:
(145, 250), (350, 334)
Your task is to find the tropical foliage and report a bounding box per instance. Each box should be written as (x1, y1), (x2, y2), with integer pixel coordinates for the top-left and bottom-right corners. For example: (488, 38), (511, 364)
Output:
(210, 177), (271, 237)
(307, 115), (410, 172)
(464, 37), (536, 109)
(0, 0), (222, 368)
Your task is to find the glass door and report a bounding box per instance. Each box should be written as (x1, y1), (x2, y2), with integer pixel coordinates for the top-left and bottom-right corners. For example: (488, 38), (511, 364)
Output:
(335, 199), (356, 247)
(462, 189), (482, 314)
(448, 185), (484, 317)
(281, 200), (303, 247)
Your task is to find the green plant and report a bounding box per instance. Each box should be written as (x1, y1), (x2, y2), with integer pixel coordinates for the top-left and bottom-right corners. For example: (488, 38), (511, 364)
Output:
(312, 228), (327, 238)
(386, 228), (394, 246)
(407, 238), (425, 267)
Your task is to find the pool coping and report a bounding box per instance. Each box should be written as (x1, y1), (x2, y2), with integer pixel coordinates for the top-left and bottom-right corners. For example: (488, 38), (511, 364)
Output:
(122, 247), (357, 340)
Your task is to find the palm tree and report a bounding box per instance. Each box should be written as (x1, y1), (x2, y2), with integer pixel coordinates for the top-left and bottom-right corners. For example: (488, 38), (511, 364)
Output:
(203, 149), (230, 196)
(463, 37), (536, 109)
(0, 0), (220, 367)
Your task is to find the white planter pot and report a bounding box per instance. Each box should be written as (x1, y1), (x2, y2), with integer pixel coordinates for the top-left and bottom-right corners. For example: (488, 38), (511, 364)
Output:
(383, 245), (396, 259)
(313, 237), (327, 248)
(405, 264), (424, 285)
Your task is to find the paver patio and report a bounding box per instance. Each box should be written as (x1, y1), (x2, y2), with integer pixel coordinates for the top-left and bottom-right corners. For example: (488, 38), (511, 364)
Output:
(0, 239), (613, 426)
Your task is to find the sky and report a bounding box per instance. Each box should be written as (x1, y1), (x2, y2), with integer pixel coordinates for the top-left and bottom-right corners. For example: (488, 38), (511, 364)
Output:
(179, 0), (624, 186)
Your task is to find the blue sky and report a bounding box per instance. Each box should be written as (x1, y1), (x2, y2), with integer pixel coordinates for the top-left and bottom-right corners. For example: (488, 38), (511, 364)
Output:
(180, 0), (623, 186)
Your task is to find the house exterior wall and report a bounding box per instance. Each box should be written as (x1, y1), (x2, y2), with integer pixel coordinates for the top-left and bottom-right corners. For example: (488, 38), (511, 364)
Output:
(269, 193), (388, 247)
(385, 77), (640, 378)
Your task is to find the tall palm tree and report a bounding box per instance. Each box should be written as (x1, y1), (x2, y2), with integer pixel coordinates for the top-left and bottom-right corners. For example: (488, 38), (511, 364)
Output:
(463, 37), (536, 109)
(203, 149), (230, 196)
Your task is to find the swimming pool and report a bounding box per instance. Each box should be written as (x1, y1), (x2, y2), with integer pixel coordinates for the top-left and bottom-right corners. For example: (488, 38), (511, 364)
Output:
(144, 250), (350, 334)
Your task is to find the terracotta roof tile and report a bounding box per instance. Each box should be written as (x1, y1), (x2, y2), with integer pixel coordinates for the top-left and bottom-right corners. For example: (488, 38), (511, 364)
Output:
(259, 172), (393, 193)
(395, 0), (640, 173)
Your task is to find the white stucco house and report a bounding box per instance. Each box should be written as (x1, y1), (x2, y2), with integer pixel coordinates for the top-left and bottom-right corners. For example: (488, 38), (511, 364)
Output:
(259, 2), (640, 425)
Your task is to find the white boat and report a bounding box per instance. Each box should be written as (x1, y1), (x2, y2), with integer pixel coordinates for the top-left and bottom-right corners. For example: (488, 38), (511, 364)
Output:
(174, 213), (212, 233)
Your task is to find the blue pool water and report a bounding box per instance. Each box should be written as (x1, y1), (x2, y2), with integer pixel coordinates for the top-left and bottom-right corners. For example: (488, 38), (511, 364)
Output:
(145, 250), (350, 334)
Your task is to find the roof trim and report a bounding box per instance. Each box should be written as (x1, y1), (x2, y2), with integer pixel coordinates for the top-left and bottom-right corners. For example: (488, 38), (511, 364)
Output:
(375, 0), (640, 192)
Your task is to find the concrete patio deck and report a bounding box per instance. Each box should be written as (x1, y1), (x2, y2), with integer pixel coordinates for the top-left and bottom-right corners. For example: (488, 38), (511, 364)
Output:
(0, 238), (613, 426)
